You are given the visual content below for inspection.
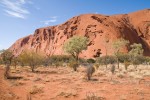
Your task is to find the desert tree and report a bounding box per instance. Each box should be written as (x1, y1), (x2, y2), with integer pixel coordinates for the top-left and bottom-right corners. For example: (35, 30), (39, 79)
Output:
(18, 51), (44, 72)
(1, 50), (14, 78)
(12, 57), (19, 69)
(112, 38), (129, 69)
(129, 43), (144, 68)
(63, 36), (88, 71)
(102, 35), (111, 69)
(63, 36), (88, 61)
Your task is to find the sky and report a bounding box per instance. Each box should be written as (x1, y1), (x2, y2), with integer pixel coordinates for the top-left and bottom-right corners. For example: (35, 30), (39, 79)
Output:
(0, 0), (150, 50)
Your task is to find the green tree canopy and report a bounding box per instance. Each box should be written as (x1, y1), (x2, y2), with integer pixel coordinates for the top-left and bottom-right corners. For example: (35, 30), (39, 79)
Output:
(129, 43), (144, 68)
(129, 43), (143, 56)
(63, 36), (89, 61)
(112, 38), (129, 68)
(1, 50), (14, 65)
(112, 38), (129, 55)
(18, 51), (44, 72)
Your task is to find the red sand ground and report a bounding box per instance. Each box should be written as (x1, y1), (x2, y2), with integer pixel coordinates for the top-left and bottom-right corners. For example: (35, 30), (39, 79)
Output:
(0, 65), (150, 100)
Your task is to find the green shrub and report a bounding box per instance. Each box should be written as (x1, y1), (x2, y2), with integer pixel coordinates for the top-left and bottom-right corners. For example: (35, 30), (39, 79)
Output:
(18, 51), (44, 72)
(96, 55), (116, 65)
(118, 54), (131, 63)
(87, 58), (96, 63)
(0, 57), (3, 65)
(44, 55), (73, 66)
(131, 55), (146, 68)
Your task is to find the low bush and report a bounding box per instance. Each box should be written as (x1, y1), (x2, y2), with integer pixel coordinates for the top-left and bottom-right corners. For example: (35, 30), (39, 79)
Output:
(96, 55), (116, 65)
(124, 61), (130, 70)
(111, 64), (115, 74)
(131, 55), (147, 69)
(87, 58), (96, 63)
(118, 54), (131, 63)
(43, 55), (73, 66)
(86, 66), (95, 80)
(68, 61), (79, 71)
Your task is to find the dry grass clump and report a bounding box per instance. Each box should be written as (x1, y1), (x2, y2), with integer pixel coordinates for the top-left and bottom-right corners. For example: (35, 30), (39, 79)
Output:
(116, 72), (125, 78)
(85, 92), (106, 100)
(57, 89), (78, 98)
(29, 84), (44, 94)
(94, 70), (106, 77)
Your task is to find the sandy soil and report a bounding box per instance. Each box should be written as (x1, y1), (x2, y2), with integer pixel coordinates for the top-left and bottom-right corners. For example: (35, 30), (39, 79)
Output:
(0, 64), (150, 100)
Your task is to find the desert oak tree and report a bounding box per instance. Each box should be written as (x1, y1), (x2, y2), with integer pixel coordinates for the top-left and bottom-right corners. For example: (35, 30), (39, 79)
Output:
(63, 36), (89, 61)
(112, 38), (129, 69)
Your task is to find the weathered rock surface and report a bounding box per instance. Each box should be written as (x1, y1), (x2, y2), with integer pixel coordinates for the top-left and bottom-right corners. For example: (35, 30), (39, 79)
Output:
(9, 9), (150, 58)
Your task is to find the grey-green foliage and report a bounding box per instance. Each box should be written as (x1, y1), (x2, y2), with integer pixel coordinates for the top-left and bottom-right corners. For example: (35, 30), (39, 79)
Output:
(63, 36), (88, 61)
(96, 55), (116, 65)
(112, 38), (129, 55)
(112, 38), (129, 68)
(1, 50), (14, 79)
(129, 43), (143, 56)
(18, 51), (44, 72)
(1, 50), (14, 65)
(129, 43), (144, 68)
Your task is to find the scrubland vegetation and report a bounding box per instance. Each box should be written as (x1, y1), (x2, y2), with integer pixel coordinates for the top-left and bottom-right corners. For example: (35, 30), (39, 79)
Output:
(0, 36), (150, 100)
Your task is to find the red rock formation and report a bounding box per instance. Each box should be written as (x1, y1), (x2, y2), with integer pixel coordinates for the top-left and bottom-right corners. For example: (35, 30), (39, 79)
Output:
(9, 9), (150, 58)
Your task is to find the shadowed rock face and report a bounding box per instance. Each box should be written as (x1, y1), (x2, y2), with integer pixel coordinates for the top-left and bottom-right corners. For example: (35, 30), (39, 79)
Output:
(9, 9), (150, 58)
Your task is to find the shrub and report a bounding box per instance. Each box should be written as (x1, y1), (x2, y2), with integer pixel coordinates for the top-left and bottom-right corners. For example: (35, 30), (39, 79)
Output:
(68, 61), (79, 71)
(0, 57), (3, 65)
(44, 55), (72, 66)
(86, 66), (95, 80)
(111, 64), (115, 74)
(87, 58), (96, 63)
(118, 54), (131, 63)
(86, 92), (105, 100)
(94, 63), (99, 70)
(131, 55), (146, 68)
(18, 51), (44, 72)
(1, 50), (14, 79)
(124, 61), (130, 70)
(96, 55), (116, 65)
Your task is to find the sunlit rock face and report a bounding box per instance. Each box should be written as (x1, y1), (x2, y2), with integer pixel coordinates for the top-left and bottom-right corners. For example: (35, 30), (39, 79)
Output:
(9, 9), (150, 58)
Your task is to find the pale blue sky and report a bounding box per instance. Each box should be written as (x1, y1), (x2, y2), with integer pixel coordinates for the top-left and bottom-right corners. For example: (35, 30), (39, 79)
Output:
(0, 0), (149, 50)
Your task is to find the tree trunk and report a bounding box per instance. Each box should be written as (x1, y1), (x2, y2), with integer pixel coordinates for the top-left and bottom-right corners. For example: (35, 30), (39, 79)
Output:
(105, 47), (108, 69)
(105, 58), (107, 69)
(73, 66), (77, 71)
(117, 57), (119, 69)
(4, 64), (10, 79)
(31, 66), (35, 72)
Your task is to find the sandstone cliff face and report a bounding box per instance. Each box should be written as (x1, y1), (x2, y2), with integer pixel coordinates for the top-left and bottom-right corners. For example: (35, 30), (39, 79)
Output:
(9, 9), (150, 58)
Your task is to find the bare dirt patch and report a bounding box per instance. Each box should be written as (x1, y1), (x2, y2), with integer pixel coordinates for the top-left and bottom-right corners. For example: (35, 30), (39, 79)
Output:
(0, 65), (150, 100)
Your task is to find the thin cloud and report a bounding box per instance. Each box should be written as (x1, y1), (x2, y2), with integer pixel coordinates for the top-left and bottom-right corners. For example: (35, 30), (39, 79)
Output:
(5, 10), (26, 19)
(0, 0), (31, 19)
(41, 16), (58, 25)
(50, 16), (58, 19)
(42, 19), (57, 25)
